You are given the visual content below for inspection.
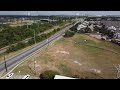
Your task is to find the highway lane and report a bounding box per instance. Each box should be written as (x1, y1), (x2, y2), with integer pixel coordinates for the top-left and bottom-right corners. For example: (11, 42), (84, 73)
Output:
(0, 24), (74, 72)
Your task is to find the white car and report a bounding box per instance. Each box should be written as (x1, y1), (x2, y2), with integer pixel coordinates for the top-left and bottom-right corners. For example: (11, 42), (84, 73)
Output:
(22, 74), (30, 79)
(6, 73), (14, 79)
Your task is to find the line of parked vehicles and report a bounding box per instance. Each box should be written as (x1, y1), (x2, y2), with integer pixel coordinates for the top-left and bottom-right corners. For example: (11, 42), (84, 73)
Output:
(5, 73), (30, 79)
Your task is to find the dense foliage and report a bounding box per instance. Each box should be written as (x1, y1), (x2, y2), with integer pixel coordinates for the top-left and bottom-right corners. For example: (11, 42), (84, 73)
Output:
(64, 30), (75, 37)
(0, 19), (68, 49)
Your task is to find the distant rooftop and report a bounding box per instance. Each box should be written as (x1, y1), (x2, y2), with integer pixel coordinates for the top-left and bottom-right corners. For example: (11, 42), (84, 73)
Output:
(54, 75), (77, 79)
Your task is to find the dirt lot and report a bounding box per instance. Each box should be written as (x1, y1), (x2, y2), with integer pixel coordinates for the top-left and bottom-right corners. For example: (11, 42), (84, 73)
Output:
(12, 34), (120, 79)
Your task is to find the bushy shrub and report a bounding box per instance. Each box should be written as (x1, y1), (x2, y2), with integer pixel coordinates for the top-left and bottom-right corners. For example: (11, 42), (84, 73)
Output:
(39, 70), (60, 79)
(6, 45), (16, 53)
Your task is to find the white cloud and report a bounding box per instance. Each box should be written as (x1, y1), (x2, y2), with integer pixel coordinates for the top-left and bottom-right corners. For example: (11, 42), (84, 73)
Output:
(0, 11), (120, 15)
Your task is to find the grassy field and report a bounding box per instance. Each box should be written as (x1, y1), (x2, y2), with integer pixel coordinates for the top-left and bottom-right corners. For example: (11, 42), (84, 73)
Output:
(12, 33), (120, 79)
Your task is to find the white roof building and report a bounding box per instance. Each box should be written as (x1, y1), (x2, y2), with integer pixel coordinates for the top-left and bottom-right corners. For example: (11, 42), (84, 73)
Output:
(54, 75), (77, 79)
(108, 26), (117, 30)
(77, 24), (87, 30)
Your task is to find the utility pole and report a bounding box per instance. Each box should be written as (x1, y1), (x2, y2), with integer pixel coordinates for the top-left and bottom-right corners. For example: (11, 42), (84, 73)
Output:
(33, 58), (36, 75)
(4, 55), (7, 72)
(34, 30), (36, 44)
(27, 23), (28, 29)
(34, 58), (35, 70)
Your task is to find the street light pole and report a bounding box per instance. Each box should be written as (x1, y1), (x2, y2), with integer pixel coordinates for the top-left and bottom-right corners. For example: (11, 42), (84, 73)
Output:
(4, 55), (7, 72)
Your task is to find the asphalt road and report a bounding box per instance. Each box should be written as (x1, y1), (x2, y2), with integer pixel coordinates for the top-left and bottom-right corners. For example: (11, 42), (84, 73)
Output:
(0, 23), (77, 72)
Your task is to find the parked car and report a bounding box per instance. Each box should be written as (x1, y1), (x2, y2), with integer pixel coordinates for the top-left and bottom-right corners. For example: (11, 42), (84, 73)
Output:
(22, 74), (30, 79)
(6, 73), (14, 79)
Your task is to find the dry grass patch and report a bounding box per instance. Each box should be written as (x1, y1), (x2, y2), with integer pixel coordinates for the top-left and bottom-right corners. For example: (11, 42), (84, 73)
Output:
(12, 34), (120, 79)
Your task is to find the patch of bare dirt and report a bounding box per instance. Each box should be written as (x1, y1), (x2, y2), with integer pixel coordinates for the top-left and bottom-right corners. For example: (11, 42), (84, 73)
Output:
(90, 68), (102, 74)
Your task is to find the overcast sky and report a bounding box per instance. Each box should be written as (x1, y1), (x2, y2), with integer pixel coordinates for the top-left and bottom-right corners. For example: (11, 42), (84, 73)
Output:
(0, 11), (120, 15)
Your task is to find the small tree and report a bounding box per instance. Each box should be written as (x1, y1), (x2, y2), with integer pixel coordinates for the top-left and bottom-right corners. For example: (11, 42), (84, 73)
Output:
(39, 70), (60, 79)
